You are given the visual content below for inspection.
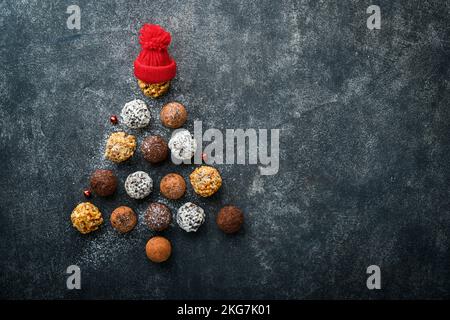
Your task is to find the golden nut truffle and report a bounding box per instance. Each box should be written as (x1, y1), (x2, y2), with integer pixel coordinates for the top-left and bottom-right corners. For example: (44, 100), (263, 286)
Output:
(189, 166), (222, 197)
(138, 79), (170, 98)
(104, 132), (137, 163)
(110, 206), (137, 233)
(160, 102), (187, 128)
(146, 236), (172, 263)
(160, 173), (186, 200)
(71, 202), (103, 234)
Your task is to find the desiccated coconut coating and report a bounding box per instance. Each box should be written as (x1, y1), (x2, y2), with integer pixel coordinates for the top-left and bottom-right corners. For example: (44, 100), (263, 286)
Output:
(124, 171), (153, 199)
(120, 99), (151, 129)
(145, 202), (172, 231)
(176, 202), (205, 232)
(168, 129), (197, 161)
(189, 166), (222, 197)
(104, 132), (137, 163)
(71, 202), (103, 234)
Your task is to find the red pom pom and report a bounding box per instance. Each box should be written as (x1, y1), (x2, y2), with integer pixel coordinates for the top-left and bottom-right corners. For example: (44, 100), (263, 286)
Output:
(139, 24), (171, 50)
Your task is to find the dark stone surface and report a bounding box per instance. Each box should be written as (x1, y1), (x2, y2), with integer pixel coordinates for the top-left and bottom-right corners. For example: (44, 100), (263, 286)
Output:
(1, 0), (449, 299)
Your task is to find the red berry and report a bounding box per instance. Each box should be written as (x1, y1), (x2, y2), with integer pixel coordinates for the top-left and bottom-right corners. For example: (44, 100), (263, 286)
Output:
(110, 115), (118, 124)
(83, 189), (92, 198)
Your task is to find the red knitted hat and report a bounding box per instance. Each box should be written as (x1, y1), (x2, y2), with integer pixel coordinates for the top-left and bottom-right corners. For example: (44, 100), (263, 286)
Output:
(134, 24), (177, 84)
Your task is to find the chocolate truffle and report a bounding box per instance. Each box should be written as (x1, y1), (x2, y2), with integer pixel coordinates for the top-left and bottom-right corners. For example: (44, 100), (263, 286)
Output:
(120, 99), (151, 129)
(141, 135), (168, 164)
(177, 202), (205, 232)
(70, 202), (103, 234)
(189, 166), (222, 197)
(160, 173), (186, 200)
(216, 206), (244, 234)
(90, 169), (117, 197)
(105, 132), (137, 163)
(110, 206), (137, 233)
(168, 129), (197, 161)
(160, 102), (187, 128)
(145, 202), (172, 231)
(146, 236), (172, 263)
(125, 171), (153, 199)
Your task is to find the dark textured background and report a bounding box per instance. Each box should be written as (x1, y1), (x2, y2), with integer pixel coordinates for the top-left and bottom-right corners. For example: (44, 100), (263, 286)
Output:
(1, 0), (449, 299)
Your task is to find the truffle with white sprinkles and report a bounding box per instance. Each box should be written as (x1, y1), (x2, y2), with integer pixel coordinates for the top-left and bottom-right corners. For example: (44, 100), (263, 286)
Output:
(120, 99), (151, 129)
(168, 130), (197, 161)
(176, 202), (205, 232)
(124, 171), (153, 199)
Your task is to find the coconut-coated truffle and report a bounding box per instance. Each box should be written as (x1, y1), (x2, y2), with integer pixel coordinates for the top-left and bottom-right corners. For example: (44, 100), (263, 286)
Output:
(140, 135), (168, 164)
(160, 102), (187, 128)
(177, 202), (205, 232)
(168, 129), (197, 161)
(125, 171), (153, 199)
(110, 206), (137, 233)
(189, 166), (222, 197)
(105, 132), (137, 163)
(146, 236), (172, 263)
(71, 202), (103, 234)
(120, 99), (151, 129)
(145, 203), (172, 231)
(160, 173), (186, 200)
(90, 169), (117, 197)
(216, 206), (244, 234)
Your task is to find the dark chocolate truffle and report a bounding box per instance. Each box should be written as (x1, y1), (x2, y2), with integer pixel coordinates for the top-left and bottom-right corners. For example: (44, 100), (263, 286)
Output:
(160, 102), (187, 128)
(216, 206), (244, 234)
(90, 169), (117, 196)
(141, 135), (169, 164)
(146, 236), (171, 263)
(110, 206), (137, 233)
(145, 202), (172, 231)
(160, 173), (186, 200)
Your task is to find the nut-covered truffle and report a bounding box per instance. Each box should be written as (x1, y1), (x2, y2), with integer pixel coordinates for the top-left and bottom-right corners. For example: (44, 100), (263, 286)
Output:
(70, 202), (103, 234)
(125, 171), (153, 199)
(216, 206), (244, 234)
(189, 166), (222, 197)
(145, 202), (172, 231)
(105, 132), (137, 163)
(90, 169), (117, 197)
(177, 202), (205, 232)
(110, 206), (137, 233)
(146, 236), (172, 263)
(138, 80), (170, 99)
(140, 135), (168, 164)
(160, 102), (187, 128)
(120, 99), (151, 129)
(160, 173), (186, 200)
(168, 129), (197, 161)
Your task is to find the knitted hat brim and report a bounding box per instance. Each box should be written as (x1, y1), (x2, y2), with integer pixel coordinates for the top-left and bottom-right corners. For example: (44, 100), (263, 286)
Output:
(134, 59), (177, 84)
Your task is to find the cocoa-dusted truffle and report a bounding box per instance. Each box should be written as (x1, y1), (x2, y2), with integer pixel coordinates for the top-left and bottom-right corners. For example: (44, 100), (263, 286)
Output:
(140, 135), (168, 164)
(125, 171), (153, 199)
(216, 206), (244, 234)
(90, 169), (117, 197)
(110, 206), (137, 233)
(160, 102), (187, 128)
(189, 166), (222, 197)
(160, 173), (186, 200)
(104, 132), (137, 163)
(70, 202), (103, 234)
(146, 236), (172, 263)
(177, 202), (205, 232)
(145, 202), (172, 231)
